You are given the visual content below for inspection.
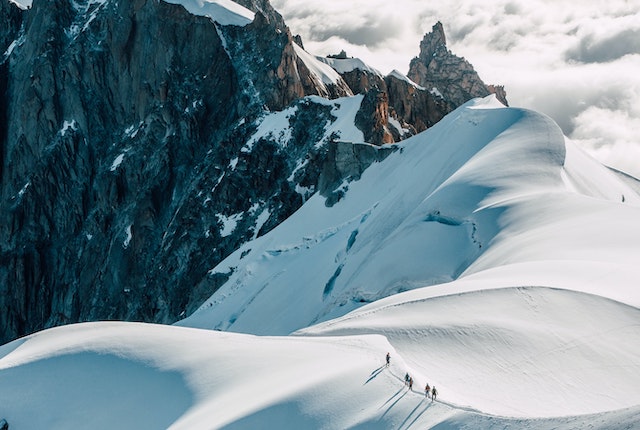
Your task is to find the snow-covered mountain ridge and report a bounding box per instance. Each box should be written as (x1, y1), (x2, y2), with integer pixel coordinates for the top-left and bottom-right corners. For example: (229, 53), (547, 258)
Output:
(2, 96), (639, 429)
(180, 96), (640, 333)
(1, 0), (639, 428)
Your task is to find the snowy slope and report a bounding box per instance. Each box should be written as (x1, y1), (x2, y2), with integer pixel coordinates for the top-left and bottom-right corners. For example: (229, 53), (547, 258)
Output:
(2, 321), (638, 429)
(8, 0), (31, 9)
(388, 69), (425, 89)
(0, 322), (447, 429)
(2, 96), (640, 429)
(300, 286), (640, 417)
(319, 56), (383, 76)
(292, 43), (352, 94)
(243, 95), (365, 152)
(180, 96), (640, 335)
(163, 0), (254, 26)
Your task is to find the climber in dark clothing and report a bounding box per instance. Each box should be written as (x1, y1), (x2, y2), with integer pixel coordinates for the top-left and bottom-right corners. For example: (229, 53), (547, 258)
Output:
(431, 386), (438, 401)
(386, 352), (390, 367)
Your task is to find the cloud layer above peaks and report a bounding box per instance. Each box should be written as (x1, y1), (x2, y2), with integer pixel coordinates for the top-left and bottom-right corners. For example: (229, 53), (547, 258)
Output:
(272, 0), (640, 178)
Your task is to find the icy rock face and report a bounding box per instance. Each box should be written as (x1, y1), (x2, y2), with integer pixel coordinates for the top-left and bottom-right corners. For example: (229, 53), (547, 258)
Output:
(386, 72), (450, 133)
(0, 0), (350, 343)
(408, 21), (508, 108)
(320, 52), (460, 144)
(355, 89), (395, 145)
(0, 0), (22, 54)
(0, 0), (239, 342)
(0, 1), (508, 343)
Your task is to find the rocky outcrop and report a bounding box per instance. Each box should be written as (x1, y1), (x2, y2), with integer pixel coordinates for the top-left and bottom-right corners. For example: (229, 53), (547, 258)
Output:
(0, 0), (350, 344)
(0, 0), (23, 55)
(408, 22), (508, 107)
(0, 0), (242, 342)
(319, 56), (386, 95)
(355, 89), (395, 146)
(340, 68), (384, 95)
(325, 68), (451, 144)
(221, 11), (351, 112)
(315, 62), (450, 144)
(0, 1), (509, 344)
(296, 137), (397, 207)
(235, 0), (284, 27)
(385, 72), (451, 134)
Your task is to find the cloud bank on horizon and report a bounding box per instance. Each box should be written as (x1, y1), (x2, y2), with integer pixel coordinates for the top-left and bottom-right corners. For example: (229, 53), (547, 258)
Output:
(272, 0), (640, 178)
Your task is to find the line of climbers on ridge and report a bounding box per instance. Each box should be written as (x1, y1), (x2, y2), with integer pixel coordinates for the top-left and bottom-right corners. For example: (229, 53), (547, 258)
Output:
(386, 352), (438, 401)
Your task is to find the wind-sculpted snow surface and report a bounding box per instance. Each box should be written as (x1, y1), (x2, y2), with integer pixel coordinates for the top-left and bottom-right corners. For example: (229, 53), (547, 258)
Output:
(0, 322), (448, 429)
(2, 97), (640, 428)
(172, 96), (640, 425)
(300, 286), (640, 417)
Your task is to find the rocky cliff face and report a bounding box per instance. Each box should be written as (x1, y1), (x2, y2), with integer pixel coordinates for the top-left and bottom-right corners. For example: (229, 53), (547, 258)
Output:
(0, 0), (352, 343)
(408, 21), (508, 108)
(0, 1), (22, 54)
(0, 0), (507, 343)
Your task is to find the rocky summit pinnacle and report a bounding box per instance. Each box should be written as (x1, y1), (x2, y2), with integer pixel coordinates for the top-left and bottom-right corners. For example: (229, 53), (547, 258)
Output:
(0, 0), (508, 343)
(408, 21), (508, 107)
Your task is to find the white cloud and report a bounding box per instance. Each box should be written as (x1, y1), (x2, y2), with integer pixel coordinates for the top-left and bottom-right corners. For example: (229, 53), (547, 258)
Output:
(571, 105), (640, 178)
(272, 0), (640, 178)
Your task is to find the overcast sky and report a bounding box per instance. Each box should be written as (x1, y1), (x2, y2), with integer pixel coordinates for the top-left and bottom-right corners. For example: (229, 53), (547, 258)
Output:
(272, 0), (640, 178)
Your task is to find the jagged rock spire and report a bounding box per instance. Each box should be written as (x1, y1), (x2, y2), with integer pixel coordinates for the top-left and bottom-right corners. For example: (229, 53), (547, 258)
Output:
(424, 21), (447, 57)
(408, 21), (508, 107)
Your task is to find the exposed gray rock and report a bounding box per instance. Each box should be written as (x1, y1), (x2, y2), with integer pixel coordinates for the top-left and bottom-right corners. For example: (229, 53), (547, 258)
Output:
(316, 141), (397, 206)
(336, 68), (386, 96)
(0, 1), (508, 344)
(408, 22), (508, 107)
(0, 0), (23, 56)
(0, 0), (350, 343)
(385, 73), (450, 134)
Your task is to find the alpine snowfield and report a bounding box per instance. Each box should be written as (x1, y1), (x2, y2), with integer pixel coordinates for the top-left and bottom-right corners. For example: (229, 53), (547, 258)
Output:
(162, 0), (255, 27)
(2, 96), (640, 429)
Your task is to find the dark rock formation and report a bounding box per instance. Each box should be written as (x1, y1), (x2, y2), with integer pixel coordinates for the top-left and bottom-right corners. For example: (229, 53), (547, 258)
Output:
(335, 67), (384, 96)
(316, 141), (396, 206)
(0, 0), (348, 344)
(385, 72), (450, 134)
(355, 88), (395, 145)
(1, 0), (241, 342)
(318, 56), (386, 96)
(408, 22), (508, 107)
(0, 1), (508, 344)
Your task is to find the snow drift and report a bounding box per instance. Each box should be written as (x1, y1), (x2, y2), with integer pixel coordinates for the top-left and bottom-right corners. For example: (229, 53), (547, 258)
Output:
(181, 96), (640, 334)
(162, 0), (255, 26)
(2, 96), (640, 429)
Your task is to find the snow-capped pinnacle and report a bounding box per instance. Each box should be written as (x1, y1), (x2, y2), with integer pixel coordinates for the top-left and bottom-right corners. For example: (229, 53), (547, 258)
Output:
(318, 54), (383, 77)
(8, 0), (31, 10)
(387, 69), (424, 90)
(290, 42), (354, 99)
(162, 0), (255, 26)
